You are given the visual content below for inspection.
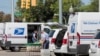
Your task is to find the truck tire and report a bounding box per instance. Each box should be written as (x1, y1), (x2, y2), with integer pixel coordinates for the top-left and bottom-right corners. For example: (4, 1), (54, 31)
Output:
(54, 53), (61, 56)
(62, 54), (75, 56)
(1, 46), (6, 50)
(10, 47), (20, 52)
(79, 55), (89, 56)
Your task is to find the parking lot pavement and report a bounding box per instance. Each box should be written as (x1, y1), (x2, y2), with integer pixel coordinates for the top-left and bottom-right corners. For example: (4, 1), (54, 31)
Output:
(0, 50), (40, 56)
(0, 48), (41, 56)
(0, 50), (90, 56)
(0, 48), (56, 56)
(0, 47), (89, 56)
(89, 49), (100, 56)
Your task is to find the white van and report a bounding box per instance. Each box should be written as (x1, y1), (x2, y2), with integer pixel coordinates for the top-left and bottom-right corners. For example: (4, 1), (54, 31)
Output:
(0, 23), (6, 50)
(3, 22), (51, 51)
(67, 12), (100, 55)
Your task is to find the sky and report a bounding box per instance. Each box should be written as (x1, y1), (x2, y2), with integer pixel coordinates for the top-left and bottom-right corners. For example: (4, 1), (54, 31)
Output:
(0, 0), (91, 14)
(0, 0), (17, 14)
(81, 0), (91, 5)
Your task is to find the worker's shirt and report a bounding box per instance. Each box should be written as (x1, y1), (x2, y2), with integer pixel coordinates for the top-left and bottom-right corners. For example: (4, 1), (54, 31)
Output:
(41, 32), (49, 41)
(33, 33), (37, 39)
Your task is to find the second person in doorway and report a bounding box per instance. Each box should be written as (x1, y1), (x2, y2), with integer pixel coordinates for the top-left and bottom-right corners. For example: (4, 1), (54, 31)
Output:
(32, 30), (38, 43)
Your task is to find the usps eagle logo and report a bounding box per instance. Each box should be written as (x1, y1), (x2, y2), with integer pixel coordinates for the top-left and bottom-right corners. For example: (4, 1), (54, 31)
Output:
(14, 28), (24, 35)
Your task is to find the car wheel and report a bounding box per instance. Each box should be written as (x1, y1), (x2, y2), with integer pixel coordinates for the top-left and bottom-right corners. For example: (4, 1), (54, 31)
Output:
(1, 46), (6, 50)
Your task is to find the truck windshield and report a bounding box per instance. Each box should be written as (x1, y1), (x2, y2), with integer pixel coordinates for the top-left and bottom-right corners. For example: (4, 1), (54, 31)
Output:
(94, 31), (100, 39)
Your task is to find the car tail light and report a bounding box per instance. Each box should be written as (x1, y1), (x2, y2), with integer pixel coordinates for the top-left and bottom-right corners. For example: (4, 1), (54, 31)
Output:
(51, 38), (55, 44)
(98, 40), (100, 48)
(62, 39), (67, 45)
(77, 32), (80, 45)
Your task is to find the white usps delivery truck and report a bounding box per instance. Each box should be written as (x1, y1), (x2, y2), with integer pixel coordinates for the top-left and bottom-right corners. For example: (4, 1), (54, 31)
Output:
(67, 12), (100, 56)
(0, 23), (6, 50)
(3, 22), (50, 51)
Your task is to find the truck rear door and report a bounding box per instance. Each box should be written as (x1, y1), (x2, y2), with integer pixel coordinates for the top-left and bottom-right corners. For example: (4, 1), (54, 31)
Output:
(68, 14), (78, 51)
(68, 22), (78, 50)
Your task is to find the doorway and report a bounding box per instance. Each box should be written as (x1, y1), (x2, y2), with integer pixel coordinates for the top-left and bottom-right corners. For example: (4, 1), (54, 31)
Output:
(27, 24), (41, 43)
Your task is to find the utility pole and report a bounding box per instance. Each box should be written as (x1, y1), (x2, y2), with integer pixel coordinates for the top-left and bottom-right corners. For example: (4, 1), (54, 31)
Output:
(11, 0), (14, 22)
(59, 0), (62, 24)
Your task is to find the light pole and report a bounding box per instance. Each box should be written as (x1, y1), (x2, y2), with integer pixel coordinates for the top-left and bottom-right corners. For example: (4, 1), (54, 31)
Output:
(43, 0), (46, 5)
(11, 0), (14, 22)
(99, 0), (100, 12)
(59, 0), (62, 24)
(69, 5), (74, 14)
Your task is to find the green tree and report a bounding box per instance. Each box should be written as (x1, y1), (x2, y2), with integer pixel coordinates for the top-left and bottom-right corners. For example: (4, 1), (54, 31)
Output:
(61, 0), (82, 24)
(16, 0), (57, 22)
(89, 0), (99, 12)
(0, 11), (4, 22)
(3, 14), (11, 22)
(62, 0), (82, 12)
(16, 0), (21, 9)
(30, 0), (57, 22)
(16, 0), (83, 22)
(80, 0), (99, 12)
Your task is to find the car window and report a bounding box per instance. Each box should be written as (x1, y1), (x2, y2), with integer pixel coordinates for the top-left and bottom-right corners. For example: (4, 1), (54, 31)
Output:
(48, 30), (55, 37)
(94, 31), (100, 39)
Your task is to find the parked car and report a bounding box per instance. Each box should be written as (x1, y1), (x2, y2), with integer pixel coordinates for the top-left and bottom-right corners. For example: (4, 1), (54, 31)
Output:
(49, 29), (62, 52)
(53, 29), (68, 56)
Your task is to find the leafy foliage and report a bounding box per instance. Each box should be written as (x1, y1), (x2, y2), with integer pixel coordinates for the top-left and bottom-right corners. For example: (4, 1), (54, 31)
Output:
(16, 0), (57, 22)
(80, 0), (99, 12)
(0, 11), (4, 22)
(16, 0), (99, 22)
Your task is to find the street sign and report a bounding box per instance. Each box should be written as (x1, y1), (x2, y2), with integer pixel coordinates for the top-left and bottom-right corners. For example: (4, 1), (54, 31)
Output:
(14, 11), (22, 17)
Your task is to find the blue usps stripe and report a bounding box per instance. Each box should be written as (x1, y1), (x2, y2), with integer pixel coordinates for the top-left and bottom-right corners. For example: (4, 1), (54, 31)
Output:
(14, 28), (24, 35)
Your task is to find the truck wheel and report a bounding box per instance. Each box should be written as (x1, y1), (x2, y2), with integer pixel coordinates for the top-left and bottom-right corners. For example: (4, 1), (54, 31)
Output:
(62, 54), (72, 56)
(79, 55), (89, 56)
(10, 47), (15, 52)
(10, 47), (20, 52)
(62, 54), (75, 56)
(1, 46), (6, 50)
(54, 53), (61, 56)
